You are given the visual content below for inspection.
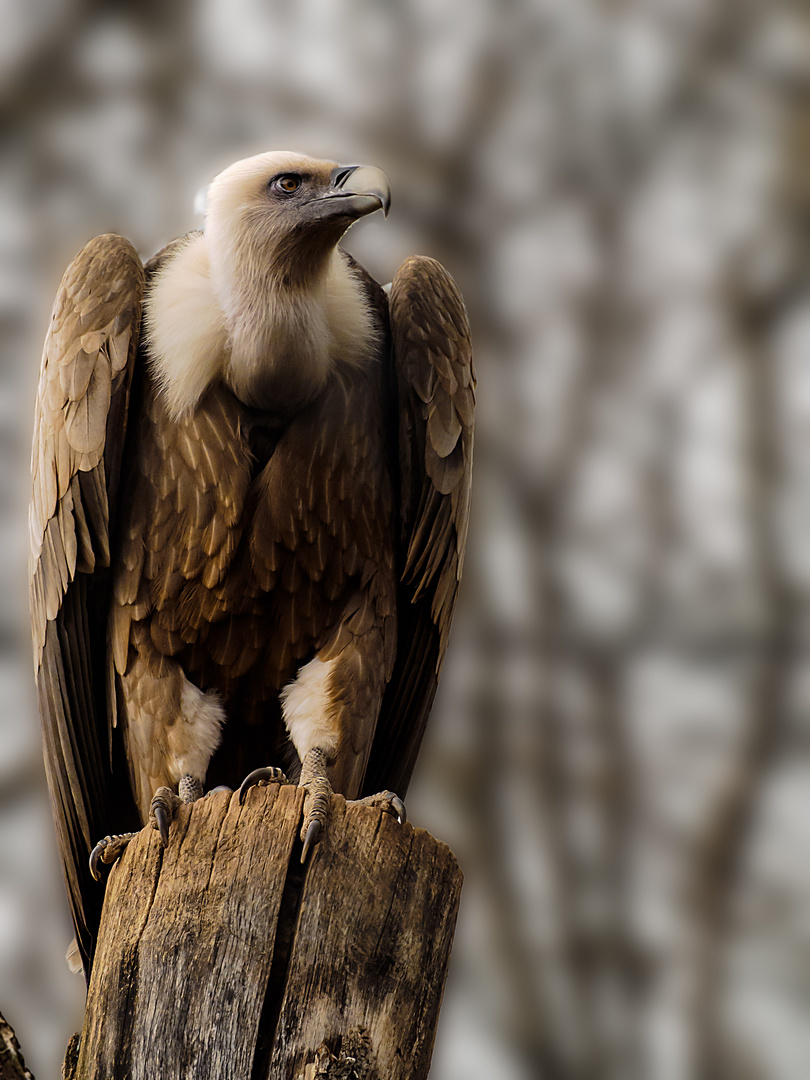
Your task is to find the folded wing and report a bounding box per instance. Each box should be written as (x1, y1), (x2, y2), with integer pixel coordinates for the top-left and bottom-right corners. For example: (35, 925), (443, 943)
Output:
(363, 256), (474, 798)
(30, 235), (143, 973)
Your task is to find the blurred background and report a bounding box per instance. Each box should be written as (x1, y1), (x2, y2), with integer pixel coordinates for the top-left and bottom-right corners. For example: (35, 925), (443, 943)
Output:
(2, 0), (810, 1076)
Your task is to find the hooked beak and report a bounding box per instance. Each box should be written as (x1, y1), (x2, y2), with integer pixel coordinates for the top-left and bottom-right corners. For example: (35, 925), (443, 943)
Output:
(309, 164), (391, 223)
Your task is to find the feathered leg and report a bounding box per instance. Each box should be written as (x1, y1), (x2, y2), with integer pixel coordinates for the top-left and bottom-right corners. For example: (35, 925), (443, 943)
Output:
(90, 654), (230, 877)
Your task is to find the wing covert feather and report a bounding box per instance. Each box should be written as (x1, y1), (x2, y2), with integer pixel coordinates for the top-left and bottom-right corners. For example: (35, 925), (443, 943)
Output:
(364, 255), (474, 797)
(29, 234), (143, 974)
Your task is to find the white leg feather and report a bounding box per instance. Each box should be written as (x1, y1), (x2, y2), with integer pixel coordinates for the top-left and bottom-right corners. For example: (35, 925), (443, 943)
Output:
(280, 656), (340, 762)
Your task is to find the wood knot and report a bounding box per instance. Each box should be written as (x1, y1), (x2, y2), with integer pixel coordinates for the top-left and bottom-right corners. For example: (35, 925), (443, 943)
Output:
(303, 1028), (375, 1080)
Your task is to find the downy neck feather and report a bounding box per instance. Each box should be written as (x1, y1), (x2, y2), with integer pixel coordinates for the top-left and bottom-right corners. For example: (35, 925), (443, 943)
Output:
(145, 232), (378, 421)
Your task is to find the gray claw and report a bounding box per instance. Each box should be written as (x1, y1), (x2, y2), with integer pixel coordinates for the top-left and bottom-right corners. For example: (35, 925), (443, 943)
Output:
(301, 818), (321, 863)
(238, 766), (287, 805)
(391, 796), (406, 825)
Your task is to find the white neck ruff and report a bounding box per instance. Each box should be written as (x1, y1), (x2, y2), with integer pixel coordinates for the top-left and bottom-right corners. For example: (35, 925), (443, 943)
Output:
(144, 234), (378, 420)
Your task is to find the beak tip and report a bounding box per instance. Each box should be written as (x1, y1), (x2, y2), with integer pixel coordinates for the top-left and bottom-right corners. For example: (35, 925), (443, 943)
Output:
(333, 164), (391, 220)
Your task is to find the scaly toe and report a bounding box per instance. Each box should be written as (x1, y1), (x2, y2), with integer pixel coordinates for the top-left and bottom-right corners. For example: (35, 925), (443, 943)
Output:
(149, 787), (182, 848)
(300, 781), (332, 862)
(238, 766), (289, 805)
(299, 748), (333, 863)
(356, 790), (407, 824)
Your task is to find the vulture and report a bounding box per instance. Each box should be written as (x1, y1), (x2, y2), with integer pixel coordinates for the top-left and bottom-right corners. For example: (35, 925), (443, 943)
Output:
(29, 151), (474, 977)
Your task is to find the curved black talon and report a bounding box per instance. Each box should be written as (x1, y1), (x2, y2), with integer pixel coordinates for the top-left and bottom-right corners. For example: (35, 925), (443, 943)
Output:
(89, 839), (108, 881)
(301, 818), (322, 863)
(238, 766), (288, 805)
(391, 795), (406, 825)
(154, 804), (170, 847)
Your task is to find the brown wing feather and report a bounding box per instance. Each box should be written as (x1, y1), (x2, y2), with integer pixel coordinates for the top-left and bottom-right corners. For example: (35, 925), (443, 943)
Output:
(363, 255), (474, 798)
(110, 381), (252, 672)
(30, 235), (144, 975)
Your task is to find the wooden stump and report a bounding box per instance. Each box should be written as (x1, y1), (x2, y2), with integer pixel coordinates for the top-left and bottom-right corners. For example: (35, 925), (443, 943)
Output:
(0, 1012), (35, 1080)
(68, 785), (462, 1079)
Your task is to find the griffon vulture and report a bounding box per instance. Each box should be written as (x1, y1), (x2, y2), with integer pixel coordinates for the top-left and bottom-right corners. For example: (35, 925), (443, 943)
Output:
(29, 151), (474, 976)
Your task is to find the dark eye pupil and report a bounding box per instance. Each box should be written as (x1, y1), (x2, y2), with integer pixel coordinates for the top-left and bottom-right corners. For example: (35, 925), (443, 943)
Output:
(273, 174), (300, 194)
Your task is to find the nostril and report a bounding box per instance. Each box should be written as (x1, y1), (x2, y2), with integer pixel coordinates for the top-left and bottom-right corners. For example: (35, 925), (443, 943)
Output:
(331, 165), (358, 190)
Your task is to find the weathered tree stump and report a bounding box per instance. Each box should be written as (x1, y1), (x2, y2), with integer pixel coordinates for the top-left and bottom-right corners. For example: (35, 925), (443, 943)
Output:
(0, 1012), (34, 1080)
(66, 784), (462, 1079)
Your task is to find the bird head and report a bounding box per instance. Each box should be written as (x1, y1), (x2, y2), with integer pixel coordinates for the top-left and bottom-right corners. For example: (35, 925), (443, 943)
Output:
(204, 151), (391, 287)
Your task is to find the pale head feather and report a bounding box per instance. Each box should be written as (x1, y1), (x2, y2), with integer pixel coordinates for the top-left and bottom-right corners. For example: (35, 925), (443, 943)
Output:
(145, 150), (379, 419)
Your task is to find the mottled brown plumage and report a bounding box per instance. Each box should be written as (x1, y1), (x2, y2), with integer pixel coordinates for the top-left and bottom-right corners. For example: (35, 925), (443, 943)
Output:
(29, 153), (473, 976)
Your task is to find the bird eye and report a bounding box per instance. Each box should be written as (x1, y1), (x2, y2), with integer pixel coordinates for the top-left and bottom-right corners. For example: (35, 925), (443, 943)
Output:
(270, 174), (302, 195)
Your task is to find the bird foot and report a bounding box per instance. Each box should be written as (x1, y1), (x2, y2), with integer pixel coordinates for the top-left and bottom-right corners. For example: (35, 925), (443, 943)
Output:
(148, 772), (208, 846)
(89, 832), (139, 880)
(90, 775), (213, 878)
(299, 749), (406, 863)
(354, 790), (407, 824)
